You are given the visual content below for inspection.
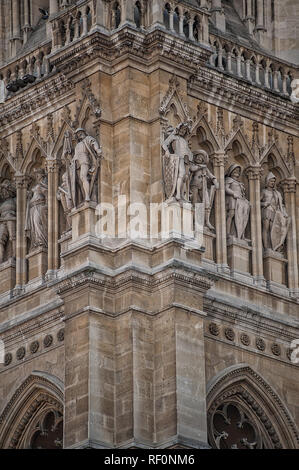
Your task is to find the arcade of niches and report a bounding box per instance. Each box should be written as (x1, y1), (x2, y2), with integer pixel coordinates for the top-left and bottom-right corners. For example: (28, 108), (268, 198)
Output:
(0, 0), (298, 449)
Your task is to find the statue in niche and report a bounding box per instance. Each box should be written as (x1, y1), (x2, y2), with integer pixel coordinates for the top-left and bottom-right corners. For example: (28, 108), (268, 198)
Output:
(225, 164), (250, 241)
(57, 167), (73, 231)
(63, 128), (102, 207)
(0, 180), (16, 263)
(162, 122), (193, 202)
(261, 172), (290, 252)
(25, 169), (48, 249)
(189, 150), (218, 230)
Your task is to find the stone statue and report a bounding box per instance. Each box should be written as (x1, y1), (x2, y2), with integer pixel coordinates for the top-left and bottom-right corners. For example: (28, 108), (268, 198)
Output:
(65, 128), (102, 206)
(225, 164), (250, 240)
(189, 150), (218, 230)
(261, 172), (290, 252)
(25, 169), (48, 249)
(0, 180), (16, 263)
(290, 79), (299, 104)
(162, 122), (193, 202)
(57, 169), (73, 230)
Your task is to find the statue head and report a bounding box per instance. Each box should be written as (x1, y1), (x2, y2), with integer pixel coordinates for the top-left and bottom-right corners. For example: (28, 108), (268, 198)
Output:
(75, 128), (87, 141)
(176, 122), (191, 137)
(266, 172), (276, 188)
(0, 179), (16, 199)
(33, 168), (46, 183)
(226, 163), (242, 180)
(194, 150), (209, 165)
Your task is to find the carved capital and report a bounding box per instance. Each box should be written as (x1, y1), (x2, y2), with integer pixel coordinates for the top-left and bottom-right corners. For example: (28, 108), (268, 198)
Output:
(46, 159), (59, 173)
(246, 165), (262, 181)
(281, 178), (297, 194)
(14, 174), (30, 189)
(212, 152), (227, 168)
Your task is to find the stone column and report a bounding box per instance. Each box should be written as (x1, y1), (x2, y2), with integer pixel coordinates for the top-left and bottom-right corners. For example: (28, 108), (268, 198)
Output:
(93, 0), (106, 30)
(82, 14), (88, 35)
(256, 0), (264, 28)
(22, 0), (32, 44)
(49, 0), (59, 15)
(212, 152), (228, 272)
(11, 0), (22, 55)
(226, 52), (232, 73)
(46, 159), (59, 278)
(211, 0), (226, 32)
(273, 70), (280, 92)
(151, 0), (165, 28)
(282, 178), (298, 295)
(169, 10), (174, 32)
(237, 54), (242, 77)
(245, 59), (252, 81)
(120, 0), (135, 26)
(179, 14), (184, 36)
(188, 17), (194, 41)
(247, 166), (265, 286)
(217, 47), (224, 70)
(15, 174), (29, 290)
(255, 62), (261, 85)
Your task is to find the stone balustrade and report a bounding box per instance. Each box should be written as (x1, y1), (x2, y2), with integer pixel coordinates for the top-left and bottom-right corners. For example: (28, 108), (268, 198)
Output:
(162, 1), (210, 45)
(208, 34), (297, 99)
(50, 0), (94, 50)
(0, 45), (52, 103)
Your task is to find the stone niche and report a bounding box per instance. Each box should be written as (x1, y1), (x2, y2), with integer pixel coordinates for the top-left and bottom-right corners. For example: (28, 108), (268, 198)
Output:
(263, 249), (287, 287)
(26, 247), (48, 282)
(227, 236), (252, 281)
(0, 259), (16, 294)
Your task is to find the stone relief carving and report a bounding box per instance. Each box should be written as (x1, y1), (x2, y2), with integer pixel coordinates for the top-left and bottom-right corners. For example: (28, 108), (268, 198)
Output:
(62, 127), (102, 207)
(261, 172), (290, 252)
(57, 164), (73, 231)
(290, 79), (299, 104)
(161, 121), (193, 202)
(189, 150), (218, 230)
(225, 164), (250, 241)
(0, 180), (16, 263)
(25, 169), (48, 250)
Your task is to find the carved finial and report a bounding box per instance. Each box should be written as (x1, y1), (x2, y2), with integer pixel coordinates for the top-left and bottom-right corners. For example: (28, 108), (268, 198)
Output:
(47, 114), (55, 142)
(232, 115), (243, 132)
(16, 130), (23, 161)
(287, 135), (295, 174)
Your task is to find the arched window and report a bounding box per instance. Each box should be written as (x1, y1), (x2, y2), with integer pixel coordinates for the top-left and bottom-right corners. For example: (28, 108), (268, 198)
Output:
(163, 3), (171, 29)
(134, 1), (142, 28)
(112, 2), (121, 29)
(173, 8), (180, 34)
(86, 6), (92, 32)
(207, 365), (299, 449)
(30, 410), (63, 449)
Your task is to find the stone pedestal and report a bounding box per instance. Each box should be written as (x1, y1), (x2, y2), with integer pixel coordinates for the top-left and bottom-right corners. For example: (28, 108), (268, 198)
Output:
(203, 229), (216, 263)
(71, 202), (98, 242)
(227, 237), (252, 282)
(0, 259), (16, 294)
(26, 247), (48, 282)
(58, 230), (72, 268)
(263, 250), (287, 289)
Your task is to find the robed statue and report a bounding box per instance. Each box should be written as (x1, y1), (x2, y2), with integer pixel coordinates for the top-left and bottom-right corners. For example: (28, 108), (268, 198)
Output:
(225, 164), (250, 241)
(261, 172), (290, 252)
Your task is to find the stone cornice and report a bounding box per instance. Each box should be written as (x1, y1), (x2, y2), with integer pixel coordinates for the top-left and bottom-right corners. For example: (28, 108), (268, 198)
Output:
(0, 74), (75, 132)
(188, 66), (299, 134)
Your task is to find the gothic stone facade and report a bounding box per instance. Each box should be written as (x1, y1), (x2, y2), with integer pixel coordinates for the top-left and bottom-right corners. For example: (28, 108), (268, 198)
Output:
(0, 0), (298, 449)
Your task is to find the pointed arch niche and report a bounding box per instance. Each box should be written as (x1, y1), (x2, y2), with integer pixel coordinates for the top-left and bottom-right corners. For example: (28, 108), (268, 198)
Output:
(207, 364), (299, 449)
(0, 372), (64, 449)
